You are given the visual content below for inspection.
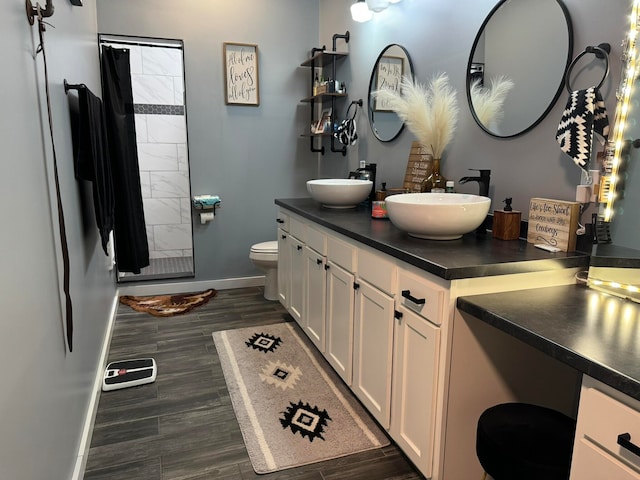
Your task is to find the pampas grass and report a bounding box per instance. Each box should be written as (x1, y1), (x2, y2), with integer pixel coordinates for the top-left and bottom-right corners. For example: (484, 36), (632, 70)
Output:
(469, 75), (514, 129)
(373, 73), (459, 158)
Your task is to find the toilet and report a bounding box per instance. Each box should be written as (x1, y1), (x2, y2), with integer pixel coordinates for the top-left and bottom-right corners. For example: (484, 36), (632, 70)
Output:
(249, 241), (279, 301)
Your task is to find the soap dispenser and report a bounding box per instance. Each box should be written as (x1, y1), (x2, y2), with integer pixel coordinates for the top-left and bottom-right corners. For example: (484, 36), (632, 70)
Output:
(355, 161), (377, 204)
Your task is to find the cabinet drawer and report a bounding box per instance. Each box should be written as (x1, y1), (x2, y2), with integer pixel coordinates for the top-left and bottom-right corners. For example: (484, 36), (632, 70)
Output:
(578, 386), (640, 472)
(572, 438), (640, 480)
(306, 225), (326, 255)
(357, 249), (396, 295)
(397, 269), (444, 325)
(276, 210), (290, 231)
(327, 235), (356, 272)
(289, 215), (306, 241)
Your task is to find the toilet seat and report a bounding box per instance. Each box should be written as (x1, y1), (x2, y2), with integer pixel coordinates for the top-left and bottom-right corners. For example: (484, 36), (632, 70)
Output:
(250, 241), (278, 262)
(250, 241), (278, 254)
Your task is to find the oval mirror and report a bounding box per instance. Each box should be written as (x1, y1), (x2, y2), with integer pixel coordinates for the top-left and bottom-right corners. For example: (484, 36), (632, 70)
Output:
(368, 44), (414, 142)
(467, 0), (573, 138)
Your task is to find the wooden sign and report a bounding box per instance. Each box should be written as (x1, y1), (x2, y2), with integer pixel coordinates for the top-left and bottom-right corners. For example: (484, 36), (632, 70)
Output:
(403, 142), (432, 193)
(223, 42), (260, 106)
(526, 198), (580, 252)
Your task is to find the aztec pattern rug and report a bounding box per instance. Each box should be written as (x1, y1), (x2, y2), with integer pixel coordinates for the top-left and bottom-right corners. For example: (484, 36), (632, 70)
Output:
(119, 289), (216, 317)
(212, 322), (389, 474)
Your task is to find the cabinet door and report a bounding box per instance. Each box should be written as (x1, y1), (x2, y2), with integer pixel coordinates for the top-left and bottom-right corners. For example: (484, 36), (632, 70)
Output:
(289, 235), (304, 324)
(353, 279), (394, 428)
(325, 261), (355, 385)
(277, 229), (290, 308)
(391, 306), (441, 478)
(304, 246), (326, 352)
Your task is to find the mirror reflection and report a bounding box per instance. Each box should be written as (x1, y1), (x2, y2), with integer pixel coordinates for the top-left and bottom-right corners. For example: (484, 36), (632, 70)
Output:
(589, 1), (640, 301)
(368, 44), (414, 142)
(467, 0), (573, 138)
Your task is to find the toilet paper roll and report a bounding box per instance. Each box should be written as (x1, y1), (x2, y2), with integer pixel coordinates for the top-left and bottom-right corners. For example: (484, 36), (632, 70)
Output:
(200, 212), (214, 224)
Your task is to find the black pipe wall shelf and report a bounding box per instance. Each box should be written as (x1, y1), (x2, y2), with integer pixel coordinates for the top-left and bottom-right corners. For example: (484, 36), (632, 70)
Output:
(300, 31), (350, 156)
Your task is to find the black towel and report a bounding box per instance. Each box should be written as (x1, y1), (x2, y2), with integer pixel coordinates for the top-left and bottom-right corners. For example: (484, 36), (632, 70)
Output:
(74, 86), (115, 255)
(556, 87), (609, 170)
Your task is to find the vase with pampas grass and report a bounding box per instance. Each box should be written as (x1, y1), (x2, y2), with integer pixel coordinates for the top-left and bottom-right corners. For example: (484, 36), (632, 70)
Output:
(374, 73), (459, 191)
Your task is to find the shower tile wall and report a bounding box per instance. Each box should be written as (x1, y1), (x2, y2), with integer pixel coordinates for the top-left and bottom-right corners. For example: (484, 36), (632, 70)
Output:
(130, 45), (193, 261)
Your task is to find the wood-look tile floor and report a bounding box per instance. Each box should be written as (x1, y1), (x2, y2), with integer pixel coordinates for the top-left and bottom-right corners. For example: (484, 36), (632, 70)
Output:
(83, 287), (423, 480)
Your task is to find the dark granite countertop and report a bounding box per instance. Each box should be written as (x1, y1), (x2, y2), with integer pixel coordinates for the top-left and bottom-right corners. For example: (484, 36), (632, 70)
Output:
(591, 243), (640, 268)
(276, 198), (590, 280)
(457, 285), (640, 401)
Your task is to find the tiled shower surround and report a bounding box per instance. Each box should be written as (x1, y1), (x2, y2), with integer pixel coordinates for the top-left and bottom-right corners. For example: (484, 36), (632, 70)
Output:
(128, 43), (193, 262)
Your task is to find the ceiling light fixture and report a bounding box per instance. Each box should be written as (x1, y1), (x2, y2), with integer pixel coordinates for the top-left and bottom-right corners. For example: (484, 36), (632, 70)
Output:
(388, 0), (402, 3)
(366, 0), (389, 12)
(351, 0), (373, 22)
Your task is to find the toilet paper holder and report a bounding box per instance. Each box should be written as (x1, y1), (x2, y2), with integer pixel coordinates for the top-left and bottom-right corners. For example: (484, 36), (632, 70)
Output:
(192, 195), (221, 225)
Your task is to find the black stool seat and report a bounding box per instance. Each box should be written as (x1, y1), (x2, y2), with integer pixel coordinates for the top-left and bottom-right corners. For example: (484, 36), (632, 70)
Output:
(476, 403), (576, 480)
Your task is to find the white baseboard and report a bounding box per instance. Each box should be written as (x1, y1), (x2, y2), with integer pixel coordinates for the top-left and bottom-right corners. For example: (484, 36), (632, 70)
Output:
(71, 292), (120, 480)
(117, 275), (265, 297)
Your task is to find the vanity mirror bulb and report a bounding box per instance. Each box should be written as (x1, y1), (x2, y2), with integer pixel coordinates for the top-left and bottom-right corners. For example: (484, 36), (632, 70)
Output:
(366, 0), (389, 12)
(351, 0), (373, 22)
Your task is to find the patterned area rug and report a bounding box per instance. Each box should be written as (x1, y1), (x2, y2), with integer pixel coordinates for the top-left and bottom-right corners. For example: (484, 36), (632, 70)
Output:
(119, 289), (216, 317)
(212, 322), (390, 474)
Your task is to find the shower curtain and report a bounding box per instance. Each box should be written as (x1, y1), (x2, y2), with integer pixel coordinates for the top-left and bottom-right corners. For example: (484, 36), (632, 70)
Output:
(101, 46), (149, 274)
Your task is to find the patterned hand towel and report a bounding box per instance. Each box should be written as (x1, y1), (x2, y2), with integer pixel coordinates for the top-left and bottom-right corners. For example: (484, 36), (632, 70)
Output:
(556, 87), (609, 170)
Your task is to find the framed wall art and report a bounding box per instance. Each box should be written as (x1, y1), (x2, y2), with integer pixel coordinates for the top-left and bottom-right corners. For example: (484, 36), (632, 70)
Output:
(223, 42), (260, 106)
(374, 55), (403, 111)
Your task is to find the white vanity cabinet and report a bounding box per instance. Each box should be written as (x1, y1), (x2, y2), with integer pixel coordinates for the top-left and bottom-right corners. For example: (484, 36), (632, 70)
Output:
(277, 212), (305, 324)
(288, 217), (306, 325)
(325, 235), (357, 385)
(390, 268), (444, 477)
(276, 212), (290, 307)
(571, 376), (640, 479)
(352, 248), (397, 428)
(303, 225), (327, 352)
(275, 205), (584, 480)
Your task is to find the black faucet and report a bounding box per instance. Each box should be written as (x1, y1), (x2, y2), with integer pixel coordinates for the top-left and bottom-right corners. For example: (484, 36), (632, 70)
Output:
(459, 169), (491, 197)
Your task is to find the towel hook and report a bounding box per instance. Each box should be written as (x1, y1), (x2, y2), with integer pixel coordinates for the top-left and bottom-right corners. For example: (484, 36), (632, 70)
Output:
(565, 43), (611, 93)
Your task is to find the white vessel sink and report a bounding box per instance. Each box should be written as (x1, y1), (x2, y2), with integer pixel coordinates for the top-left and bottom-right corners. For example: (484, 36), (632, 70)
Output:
(385, 192), (491, 240)
(307, 179), (373, 208)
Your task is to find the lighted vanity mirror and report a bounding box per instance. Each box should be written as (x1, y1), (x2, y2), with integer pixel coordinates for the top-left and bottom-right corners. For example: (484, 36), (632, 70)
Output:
(368, 44), (414, 142)
(588, 0), (640, 302)
(466, 0), (573, 138)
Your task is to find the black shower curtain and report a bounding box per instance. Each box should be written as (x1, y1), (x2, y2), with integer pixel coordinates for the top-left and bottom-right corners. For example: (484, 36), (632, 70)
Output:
(101, 46), (149, 274)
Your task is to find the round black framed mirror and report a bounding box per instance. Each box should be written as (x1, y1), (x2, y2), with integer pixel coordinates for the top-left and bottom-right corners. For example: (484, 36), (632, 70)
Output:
(368, 44), (414, 142)
(466, 0), (573, 138)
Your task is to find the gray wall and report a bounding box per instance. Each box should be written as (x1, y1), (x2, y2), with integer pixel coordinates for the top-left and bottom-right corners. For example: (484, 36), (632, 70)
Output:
(1, 2), (116, 479)
(97, 0), (321, 284)
(319, 0), (627, 217)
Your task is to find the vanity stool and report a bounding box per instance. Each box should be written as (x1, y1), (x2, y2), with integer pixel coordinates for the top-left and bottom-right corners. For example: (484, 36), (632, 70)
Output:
(476, 403), (576, 480)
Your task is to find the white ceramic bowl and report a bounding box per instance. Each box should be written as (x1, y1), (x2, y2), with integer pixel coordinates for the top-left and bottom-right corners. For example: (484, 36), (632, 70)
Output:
(306, 179), (373, 208)
(385, 192), (491, 240)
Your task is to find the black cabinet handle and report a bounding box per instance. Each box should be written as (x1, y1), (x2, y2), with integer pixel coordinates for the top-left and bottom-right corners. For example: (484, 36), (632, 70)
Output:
(324, 264), (330, 270)
(353, 282), (360, 290)
(276, 218), (285, 224)
(618, 433), (640, 457)
(394, 310), (403, 319)
(401, 290), (426, 305)
(316, 258), (322, 265)
(281, 234), (287, 239)
(297, 245), (302, 251)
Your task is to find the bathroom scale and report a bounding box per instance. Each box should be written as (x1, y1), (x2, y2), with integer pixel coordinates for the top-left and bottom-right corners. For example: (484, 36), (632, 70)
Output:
(102, 358), (157, 391)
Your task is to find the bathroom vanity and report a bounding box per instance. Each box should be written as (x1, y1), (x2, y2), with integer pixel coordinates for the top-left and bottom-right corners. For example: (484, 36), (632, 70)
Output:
(274, 197), (592, 479)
